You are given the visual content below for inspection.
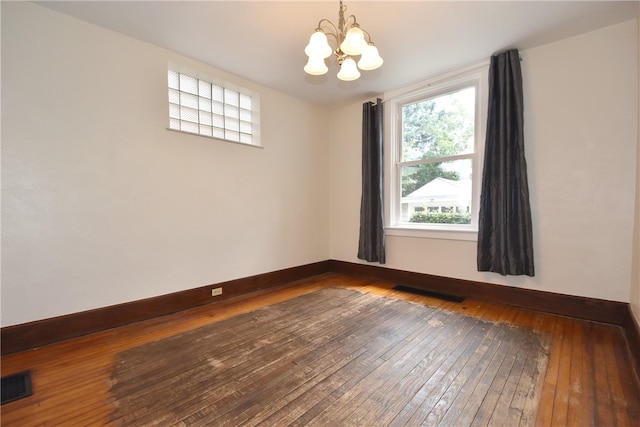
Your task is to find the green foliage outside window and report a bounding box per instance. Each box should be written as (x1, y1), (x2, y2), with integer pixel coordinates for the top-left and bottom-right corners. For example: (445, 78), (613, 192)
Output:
(409, 211), (471, 224)
(401, 89), (475, 197)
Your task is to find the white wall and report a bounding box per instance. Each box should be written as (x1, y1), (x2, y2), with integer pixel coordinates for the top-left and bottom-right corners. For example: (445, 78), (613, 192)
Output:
(1, 2), (330, 327)
(631, 8), (640, 325)
(330, 20), (638, 303)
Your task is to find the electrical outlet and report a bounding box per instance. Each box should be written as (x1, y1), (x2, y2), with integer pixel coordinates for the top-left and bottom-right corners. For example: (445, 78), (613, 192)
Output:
(211, 287), (223, 297)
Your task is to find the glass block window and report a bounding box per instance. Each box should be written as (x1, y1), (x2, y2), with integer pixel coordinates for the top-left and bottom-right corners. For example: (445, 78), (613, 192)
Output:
(168, 69), (259, 146)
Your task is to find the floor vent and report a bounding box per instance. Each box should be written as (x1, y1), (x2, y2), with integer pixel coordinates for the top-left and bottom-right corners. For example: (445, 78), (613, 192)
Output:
(393, 285), (465, 303)
(1, 371), (33, 405)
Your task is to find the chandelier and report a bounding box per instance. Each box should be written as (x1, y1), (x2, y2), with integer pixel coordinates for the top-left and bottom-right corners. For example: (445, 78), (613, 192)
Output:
(304, 0), (383, 81)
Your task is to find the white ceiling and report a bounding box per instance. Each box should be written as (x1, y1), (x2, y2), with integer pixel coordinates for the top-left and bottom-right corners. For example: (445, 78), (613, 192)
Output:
(34, 1), (638, 109)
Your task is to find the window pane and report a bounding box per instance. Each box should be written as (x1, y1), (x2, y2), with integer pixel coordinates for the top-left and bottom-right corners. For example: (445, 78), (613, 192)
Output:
(169, 103), (180, 119)
(181, 92), (198, 109)
(212, 85), (224, 102)
(240, 133), (252, 144)
(198, 81), (211, 99)
(199, 111), (212, 126)
(168, 70), (179, 90)
(199, 97), (212, 112)
(240, 94), (252, 110)
(199, 124), (212, 136)
(213, 114), (224, 128)
(226, 130), (240, 142)
(240, 120), (252, 134)
(225, 89), (239, 107)
(225, 117), (239, 131)
(212, 101), (224, 115)
(179, 106), (198, 123)
(400, 159), (472, 223)
(224, 104), (239, 119)
(169, 118), (180, 130)
(402, 87), (475, 161)
(213, 127), (225, 139)
(179, 74), (198, 95)
(240, 109), (251, 122)
(168, 88), (180, 104)
(181, 120), (198, 133)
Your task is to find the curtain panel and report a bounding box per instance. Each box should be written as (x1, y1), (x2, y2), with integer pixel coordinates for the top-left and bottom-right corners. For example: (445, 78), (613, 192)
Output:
(358, 98), (386, 263)
(477, 49), (535, 276)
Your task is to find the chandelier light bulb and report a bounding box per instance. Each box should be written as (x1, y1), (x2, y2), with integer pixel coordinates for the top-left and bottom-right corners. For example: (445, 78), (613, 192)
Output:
(337, 57), (360, 81)
(357, 43), (383, 71)
(304, 55), (329, 75)
(305, 30), (333, 59)
(340, 25), (368, 56)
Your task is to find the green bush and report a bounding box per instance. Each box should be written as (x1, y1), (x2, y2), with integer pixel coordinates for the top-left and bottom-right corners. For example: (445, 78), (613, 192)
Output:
(409, 211), (471, 224)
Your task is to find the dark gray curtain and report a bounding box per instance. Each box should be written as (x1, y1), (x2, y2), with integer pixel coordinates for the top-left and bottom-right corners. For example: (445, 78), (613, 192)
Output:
(358, 98), (385, 263)
(477, 49), (534, 276)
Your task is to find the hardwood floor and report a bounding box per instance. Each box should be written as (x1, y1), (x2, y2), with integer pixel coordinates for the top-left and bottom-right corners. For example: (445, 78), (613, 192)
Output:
(1, 273), (639, 426)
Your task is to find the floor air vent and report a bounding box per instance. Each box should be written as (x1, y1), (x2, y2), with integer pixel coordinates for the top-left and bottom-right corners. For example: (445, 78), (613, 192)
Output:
(2, 370), (33, 405)
(393, 285), (465, 303)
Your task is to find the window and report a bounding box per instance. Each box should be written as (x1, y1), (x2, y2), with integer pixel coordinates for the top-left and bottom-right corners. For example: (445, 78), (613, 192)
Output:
(385, 63), (488, 240)
(168, 68), (260, 146)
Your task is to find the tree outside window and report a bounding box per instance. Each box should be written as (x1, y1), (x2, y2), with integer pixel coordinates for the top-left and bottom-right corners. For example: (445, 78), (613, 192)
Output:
(399, 86), (476, 225)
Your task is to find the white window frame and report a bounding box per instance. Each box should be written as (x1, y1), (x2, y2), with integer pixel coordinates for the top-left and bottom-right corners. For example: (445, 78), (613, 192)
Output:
(167, 65), (261, 148)
(384, 61), (489, 241)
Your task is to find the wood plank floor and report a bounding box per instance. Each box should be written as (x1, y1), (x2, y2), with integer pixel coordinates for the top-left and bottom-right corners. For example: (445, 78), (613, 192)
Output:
(2, 273), (639, 426)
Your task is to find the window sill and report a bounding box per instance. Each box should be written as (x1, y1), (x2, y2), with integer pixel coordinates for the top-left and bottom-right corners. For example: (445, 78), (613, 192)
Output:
(385, 225), (478, 241)
(167, 128), (263, 149)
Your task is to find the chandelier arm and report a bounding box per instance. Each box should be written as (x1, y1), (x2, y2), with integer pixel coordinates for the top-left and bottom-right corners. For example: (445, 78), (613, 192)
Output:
(325, 32), (341, 49)
(316, 18), (339, 37)
(361, 29), (374, 44)
(315, 18), (342, 55)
